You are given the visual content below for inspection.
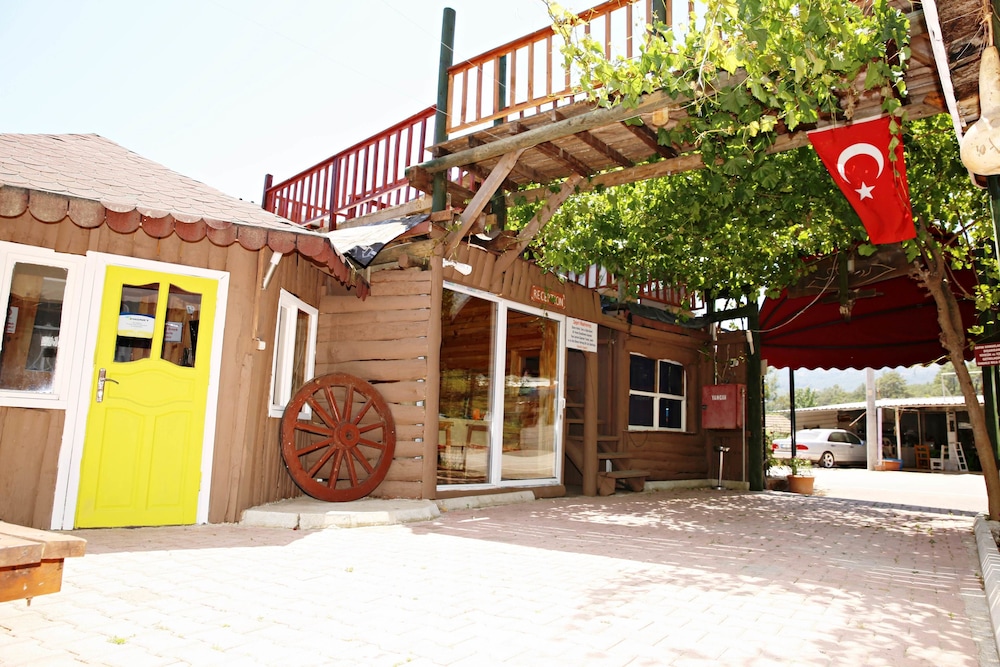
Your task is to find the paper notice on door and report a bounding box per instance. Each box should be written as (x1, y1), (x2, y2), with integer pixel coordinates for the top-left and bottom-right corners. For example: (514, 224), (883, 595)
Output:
(118, 313), (155, 339)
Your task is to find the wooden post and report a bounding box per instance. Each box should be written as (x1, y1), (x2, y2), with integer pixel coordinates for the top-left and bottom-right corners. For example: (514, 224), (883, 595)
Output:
(327, 159), (340, 232)
(261, 173), (273, 211)
(432, 8), (456, 213)
(985, 175), (1000, 460)
(583, 350), (599, 496)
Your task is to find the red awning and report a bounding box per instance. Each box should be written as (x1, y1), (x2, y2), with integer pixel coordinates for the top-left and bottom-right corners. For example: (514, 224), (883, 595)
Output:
(759, 268), (978, 370)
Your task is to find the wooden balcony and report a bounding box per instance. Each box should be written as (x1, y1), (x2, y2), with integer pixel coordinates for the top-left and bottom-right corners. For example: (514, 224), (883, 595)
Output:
(264, 0), (983, 254)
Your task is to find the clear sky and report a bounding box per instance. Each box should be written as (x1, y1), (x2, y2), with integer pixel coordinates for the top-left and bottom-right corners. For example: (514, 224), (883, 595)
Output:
(0, 0), (594, 205)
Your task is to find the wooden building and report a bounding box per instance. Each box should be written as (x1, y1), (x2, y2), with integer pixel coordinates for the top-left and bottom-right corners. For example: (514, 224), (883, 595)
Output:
(2, 0), (987, 528)
(0, 134), (364, 530)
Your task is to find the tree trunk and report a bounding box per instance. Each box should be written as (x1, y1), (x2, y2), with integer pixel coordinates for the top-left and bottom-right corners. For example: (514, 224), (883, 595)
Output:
(917, 234), (1000, 520)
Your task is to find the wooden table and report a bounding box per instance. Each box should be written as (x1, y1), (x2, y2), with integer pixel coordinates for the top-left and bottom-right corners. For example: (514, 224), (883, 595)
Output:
(0, 521), (86, 603)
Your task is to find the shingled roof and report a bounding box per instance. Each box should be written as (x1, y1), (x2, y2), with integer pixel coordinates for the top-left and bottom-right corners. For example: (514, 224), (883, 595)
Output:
(0, 133), (355, 284)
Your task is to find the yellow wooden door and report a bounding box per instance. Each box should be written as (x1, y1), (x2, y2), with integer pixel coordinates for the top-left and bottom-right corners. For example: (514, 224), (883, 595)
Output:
(76, 266), (217, 528)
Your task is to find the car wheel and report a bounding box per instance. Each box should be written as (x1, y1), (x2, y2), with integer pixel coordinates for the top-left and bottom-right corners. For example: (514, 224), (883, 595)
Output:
(819, 452), (836, 468)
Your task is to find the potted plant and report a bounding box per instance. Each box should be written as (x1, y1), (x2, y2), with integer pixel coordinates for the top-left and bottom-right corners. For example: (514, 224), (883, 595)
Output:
(786, 457), (815, 495)
(765, 448), (788, 491)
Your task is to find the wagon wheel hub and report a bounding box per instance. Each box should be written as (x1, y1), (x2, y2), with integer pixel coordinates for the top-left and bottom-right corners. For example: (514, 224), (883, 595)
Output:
(280, 372), (396, 502)
(335, 423), (361, 447)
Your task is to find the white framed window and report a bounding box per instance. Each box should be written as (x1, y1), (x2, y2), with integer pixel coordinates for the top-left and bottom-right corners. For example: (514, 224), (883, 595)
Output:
(627, 353), (686, 431)
(268, 289), (318, 417)
(0, 242), (85, 408)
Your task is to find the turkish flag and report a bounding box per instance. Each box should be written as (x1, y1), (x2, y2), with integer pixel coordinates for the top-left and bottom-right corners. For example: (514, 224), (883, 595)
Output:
(808, 116), (915, 244)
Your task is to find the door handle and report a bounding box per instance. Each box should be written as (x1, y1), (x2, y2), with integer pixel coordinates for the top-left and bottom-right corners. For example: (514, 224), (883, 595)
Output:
(96, 368), (119, 403)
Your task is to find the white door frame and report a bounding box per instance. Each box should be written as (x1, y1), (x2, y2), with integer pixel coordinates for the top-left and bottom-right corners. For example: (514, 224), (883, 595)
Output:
(51, 252), (229, 529)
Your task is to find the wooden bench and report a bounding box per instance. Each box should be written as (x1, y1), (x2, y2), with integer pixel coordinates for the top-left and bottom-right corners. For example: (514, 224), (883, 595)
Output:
(0, 521), (86, 603)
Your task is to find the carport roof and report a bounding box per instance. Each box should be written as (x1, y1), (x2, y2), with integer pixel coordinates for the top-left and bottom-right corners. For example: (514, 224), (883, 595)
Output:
(795, 396), (984, 412)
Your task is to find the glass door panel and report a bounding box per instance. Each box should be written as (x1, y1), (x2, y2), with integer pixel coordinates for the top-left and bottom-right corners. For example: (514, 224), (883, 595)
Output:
(161, 285), (203, 367)
(438, 289), (495, 485)
(501, 310), (559, 481)
(115, 283), (158, 362)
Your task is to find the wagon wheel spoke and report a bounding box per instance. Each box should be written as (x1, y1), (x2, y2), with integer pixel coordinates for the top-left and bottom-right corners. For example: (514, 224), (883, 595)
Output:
(297, 437), (335, 458)
(358, 437), (387, 452)
(350, 446), (377, 475)
(280, 372), (396, 502)
(307, 391), (338, 427)
(307, 446), (338, 479)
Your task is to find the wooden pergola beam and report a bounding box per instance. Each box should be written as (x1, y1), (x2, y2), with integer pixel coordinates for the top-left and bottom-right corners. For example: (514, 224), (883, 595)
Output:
(552, 110), (633, 168)
(622, 121), (677, 159)
(443, 148), (525, 255)
(410, 88), (690, 176)
(466, 136), (544, 187)
(493, 173), (584, 274)
(511, 121), (594, 176)
(505, 101), (948, 206)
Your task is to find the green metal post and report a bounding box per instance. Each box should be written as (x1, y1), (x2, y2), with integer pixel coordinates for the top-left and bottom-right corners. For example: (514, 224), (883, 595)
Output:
(491, 54), (508, 230)
(432, 8), (456, 213)
(747, 302), (764, 490)
(651, 0), (667, 25)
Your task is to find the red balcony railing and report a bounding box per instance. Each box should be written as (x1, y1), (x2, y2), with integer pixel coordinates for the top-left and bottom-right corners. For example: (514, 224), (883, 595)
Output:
(264, 1), (701, 230)
(264, 106), (437, 229)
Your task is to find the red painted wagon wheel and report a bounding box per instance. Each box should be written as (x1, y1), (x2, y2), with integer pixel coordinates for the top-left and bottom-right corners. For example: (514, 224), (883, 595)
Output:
(280, 372), (396, 502)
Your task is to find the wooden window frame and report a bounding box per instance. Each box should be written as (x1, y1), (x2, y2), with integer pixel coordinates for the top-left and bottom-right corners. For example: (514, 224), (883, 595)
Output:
(627, 353), (687, 432)
(0, 242), (85, 409)
(268, 289), (318, 418)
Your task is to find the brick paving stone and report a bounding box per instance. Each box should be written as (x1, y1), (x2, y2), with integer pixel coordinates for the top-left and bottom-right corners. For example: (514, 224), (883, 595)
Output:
(0, 488), (996, 665)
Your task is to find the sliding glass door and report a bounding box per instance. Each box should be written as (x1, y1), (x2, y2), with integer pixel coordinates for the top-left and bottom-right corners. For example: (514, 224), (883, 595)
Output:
(437, 285), (563, 488)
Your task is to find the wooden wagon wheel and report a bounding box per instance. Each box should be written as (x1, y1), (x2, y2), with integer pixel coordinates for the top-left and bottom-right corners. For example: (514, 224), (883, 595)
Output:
(280, 372), (396, 502)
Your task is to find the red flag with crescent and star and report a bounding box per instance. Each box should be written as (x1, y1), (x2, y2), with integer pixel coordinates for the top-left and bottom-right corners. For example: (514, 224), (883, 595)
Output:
(808, 116), (915, 245)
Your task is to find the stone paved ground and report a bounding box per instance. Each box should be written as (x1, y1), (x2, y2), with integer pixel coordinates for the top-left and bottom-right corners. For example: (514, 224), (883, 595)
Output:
(1, 488), (996, 666)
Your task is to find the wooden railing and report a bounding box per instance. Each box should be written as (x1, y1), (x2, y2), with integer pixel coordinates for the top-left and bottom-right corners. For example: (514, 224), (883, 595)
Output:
(264, 106), (436, 229)
(446, 0), (695, 134)
(263, 0), (700, 229)
(565, 264), (697, 309)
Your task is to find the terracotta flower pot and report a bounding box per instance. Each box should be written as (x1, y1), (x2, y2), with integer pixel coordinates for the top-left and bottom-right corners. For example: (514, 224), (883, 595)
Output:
(787, 475), (815, 495)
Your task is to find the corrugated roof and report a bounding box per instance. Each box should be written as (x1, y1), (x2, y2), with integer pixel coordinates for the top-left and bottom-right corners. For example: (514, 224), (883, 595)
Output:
(0, 133), (359, 288)
(795, 396), (983, 412)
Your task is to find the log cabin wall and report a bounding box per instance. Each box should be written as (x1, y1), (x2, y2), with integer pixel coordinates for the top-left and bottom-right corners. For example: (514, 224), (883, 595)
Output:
(610, 317), (714, 482)
(445, 243), (603, 319)
(0, 210), (337, 527)
(315, 267), (434, 499)
(209, 251), (336, 523)
(705, 330), (751, 485)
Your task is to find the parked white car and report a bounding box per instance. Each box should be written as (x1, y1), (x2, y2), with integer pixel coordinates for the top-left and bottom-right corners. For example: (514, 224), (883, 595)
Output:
(772, 428), (867, 468)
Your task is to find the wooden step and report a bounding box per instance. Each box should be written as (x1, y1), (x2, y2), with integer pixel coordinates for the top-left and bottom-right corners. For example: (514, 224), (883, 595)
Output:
(566, 435), (620, 442)
(603, 470), (650, 479)
(598, 452), (631, 460)
(597, 469), (649, 495)
(565, 418), (608, 426)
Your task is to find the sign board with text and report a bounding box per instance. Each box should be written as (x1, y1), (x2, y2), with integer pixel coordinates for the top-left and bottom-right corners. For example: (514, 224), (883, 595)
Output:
(976, 342), (1000, 367)
(566, 318), (598, 353)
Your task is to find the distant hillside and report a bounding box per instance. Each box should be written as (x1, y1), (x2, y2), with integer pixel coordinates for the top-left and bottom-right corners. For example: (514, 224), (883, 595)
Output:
(770, 365), (942, 392)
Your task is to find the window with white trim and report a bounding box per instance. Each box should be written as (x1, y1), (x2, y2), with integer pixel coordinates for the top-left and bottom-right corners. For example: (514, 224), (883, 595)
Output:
(268, 289), (318, 417)
(0, 242), (85, 408)
(627, 354), (686, 431)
